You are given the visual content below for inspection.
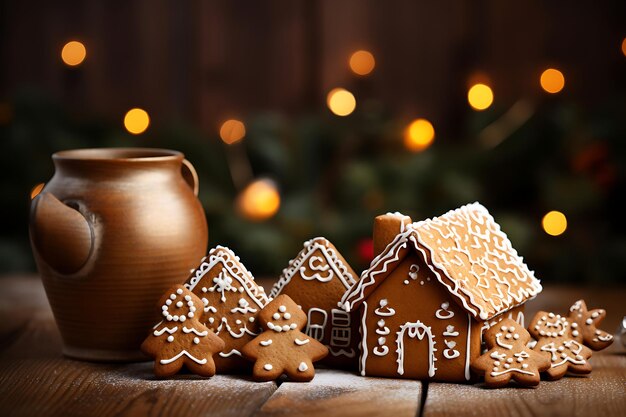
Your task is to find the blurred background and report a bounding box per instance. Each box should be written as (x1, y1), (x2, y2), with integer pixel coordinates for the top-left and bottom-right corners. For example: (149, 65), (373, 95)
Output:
(1, 1), (625, 283)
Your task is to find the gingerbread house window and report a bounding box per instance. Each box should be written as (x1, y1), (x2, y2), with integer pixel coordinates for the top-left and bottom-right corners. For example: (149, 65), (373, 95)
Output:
(331, 309), (350, 327)
(331, 328), (351, 347)
(306, 308), (328, 341)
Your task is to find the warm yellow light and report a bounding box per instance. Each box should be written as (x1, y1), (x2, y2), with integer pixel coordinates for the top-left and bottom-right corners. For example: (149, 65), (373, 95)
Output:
(327, 88), (356, 116)
(123, 108), (150, 135)
(61, 41), (86, 67)
(540, 68), (565, 94)
(349, 50), (376, 76)
(404, 118), (435, 152)
(30, 183), (45, 200)
(542, 211), (567, 236)
(621, 38), (626, 57)
(237, 179), (281, 221)
(467, 83), (494, 111)
(219, 119), (246, 144)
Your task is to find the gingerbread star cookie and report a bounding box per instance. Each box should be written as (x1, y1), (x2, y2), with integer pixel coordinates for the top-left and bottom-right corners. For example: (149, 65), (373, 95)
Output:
(528, 311), (593, 380)
(471, 318), (550, 388)
(568, 299), (614, 351)
(241, 294), (329, 382)
(141, 285), (225, 378)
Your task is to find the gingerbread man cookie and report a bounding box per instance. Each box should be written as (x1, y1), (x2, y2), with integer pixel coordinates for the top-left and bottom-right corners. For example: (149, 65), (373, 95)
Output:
(568, 299), (614, 351)
(471, 318), (550, 388)
(241, 294), (329, 382)
(528, 311), (593, 380)
(141, 285), (225, 378)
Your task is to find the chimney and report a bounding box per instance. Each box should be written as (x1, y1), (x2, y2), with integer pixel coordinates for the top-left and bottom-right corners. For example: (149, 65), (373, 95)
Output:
(373, 212), (412, 256)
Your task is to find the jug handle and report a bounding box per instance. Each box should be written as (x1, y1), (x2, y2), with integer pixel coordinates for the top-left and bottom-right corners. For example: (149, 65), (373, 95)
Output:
(30, 192), (95, 275)
(181, 159), (199, 196)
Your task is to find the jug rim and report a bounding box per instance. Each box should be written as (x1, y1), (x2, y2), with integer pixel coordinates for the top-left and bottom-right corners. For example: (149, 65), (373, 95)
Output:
(53, 148), (183, 162)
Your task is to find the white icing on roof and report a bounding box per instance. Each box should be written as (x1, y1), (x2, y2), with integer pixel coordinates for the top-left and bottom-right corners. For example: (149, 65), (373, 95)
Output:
(185, 245), (270, 308)
(270, 237), (357, 298)
(342, 202), (542, 321)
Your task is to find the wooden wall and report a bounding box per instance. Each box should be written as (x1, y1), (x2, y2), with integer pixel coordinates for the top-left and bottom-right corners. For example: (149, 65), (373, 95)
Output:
(1, 0), (624, 134)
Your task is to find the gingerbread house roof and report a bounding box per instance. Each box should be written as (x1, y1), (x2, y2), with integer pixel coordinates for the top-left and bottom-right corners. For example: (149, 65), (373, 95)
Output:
(185, 245), (270, 308)
(269, 237), (357, 298)
(342, 203), (542, 321)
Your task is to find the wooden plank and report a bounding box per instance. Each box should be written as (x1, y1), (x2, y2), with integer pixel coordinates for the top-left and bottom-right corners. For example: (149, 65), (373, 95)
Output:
(0, 359), (277, 417)
(254, 369), (423, 417)
(423, 353), (626, 417)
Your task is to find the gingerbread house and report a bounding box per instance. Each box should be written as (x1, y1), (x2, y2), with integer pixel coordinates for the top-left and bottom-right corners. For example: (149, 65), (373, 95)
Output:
(341, 203), (542, 382)
(270, 237), (359, 367)
(184, 246), (270, 373)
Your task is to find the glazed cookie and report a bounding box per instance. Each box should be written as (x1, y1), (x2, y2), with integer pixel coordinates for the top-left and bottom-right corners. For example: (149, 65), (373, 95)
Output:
(528, 311), (593, 380)
(141, 285), (225, 378)
(471, 318), (550, 388)
(568, 299), (614, 351)
(241, 294), (329, 382)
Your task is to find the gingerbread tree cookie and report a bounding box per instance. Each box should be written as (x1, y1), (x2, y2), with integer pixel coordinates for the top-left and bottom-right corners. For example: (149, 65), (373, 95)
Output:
(471, 318), (550, 387)
(241, 294), (329, 382)
(568, 299), (614, 351)
(141, 285), (225, 378)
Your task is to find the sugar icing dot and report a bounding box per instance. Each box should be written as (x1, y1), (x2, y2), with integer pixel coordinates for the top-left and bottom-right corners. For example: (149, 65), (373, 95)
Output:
(282, 325), (290, 331)
(264, 364), (273, 371)
(166, 299), (172, 305)
(167, 335), (174, 342)
(249, 317), (255, 322)
(284, 313), (291, 319)
(194, 337), (200, 344)
(273, 313), (280, 320)
(176, 301), (183, 308)
(298, 362), (308, 372)
(169, 294), (176, 300)
(279, 305), (287, 312)
(176, 288), (183, 295)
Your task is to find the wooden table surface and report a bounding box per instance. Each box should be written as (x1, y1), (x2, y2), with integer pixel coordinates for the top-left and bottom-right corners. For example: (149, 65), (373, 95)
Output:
(0, 275), (624, 417)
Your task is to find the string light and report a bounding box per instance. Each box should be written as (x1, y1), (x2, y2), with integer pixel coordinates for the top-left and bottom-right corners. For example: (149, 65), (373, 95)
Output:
(540, 68), (565, 94)
(404, 118), (435, 152)
(30, 183), (45, 200)
(467, 83), (494, 111)
(61, 41), (86, 67)
(542, 211), (567, 236)
(349, 50), (375, 76)
(327, 88), (356, 116)
(124, 108), (150, 135)
(219, 119), (246, 144)
(237, 179), (281, 221)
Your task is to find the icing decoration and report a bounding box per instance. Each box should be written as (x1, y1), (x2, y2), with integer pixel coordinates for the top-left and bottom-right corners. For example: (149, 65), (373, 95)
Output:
(373, 345), (389, 356)
(443, 340), (460, 359)
(300, 256), (334, 282)
(182, 326), (208, 337)
(328, 346), (356, 358)
(376, 319), (390, 335)
(341, 203), (542, 321)
(298, 362), (308, 372)
(231, 298), (258, 314)
(260, 339), (273, 346)
(295, 338), (310, 346)
(215, 317), (257, 338)
(305, 307), (328, 341)
(435, 302), (454, 320)
(153, 327), (178, 336)
(160, 350), (207, 365)
(374, 299), (396, 317)
(404, 264), (420, 285)
(219, 349), (242, 357)
(396, 321), (437, 377)
(263, 364), (273, 371)
(360, 301), (369, 376)
(442, 325), (459, 337)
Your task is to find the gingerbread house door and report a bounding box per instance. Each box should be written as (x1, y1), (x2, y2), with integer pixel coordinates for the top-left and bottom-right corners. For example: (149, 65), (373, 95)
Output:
(396, 321), (437, 378)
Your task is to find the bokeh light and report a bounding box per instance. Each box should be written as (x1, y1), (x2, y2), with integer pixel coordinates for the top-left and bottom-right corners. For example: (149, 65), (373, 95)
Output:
(123, 108), (150, 135)
(30, 183), (45, 200)
(219, 119), (246, 144)
(540, 68), (565, 94)
(467, 83), (494, 111)
(61, 41), (86, 67)
(327, 88), (356, 116)
(404, 118), (435, 152)
(349, 50), (376, 76)
(542, 210), (567, 236)
(621, 37), (626, 57)
(237, 179), (281, 221)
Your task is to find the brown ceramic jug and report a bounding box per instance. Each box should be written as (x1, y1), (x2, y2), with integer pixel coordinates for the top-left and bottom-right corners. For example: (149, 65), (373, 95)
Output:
(29, 148), (208, 361)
